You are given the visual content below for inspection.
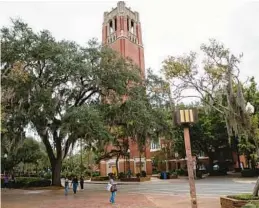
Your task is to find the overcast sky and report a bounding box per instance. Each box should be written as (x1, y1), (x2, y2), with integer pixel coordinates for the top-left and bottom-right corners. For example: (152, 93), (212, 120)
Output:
(1, 0), (259, 83)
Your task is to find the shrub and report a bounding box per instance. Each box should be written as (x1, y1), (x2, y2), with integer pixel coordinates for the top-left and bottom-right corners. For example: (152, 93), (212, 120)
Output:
(84, 169), (92, 176)
(152, 169), (160, 174)
(166, 172), (170, 179)
(228, 194), (259, 201)
(43, 172), (52, 179)
(91, 176), (109, 181)
(118, 172), (126, 179)
(175, 169), (185, 176)
(136, 173), (141, 178)
(92, 171), (100, 177)
(242, 203), (256, 208)
(141, 171), (147, 177)
(1, 177), (51, 188)
(241, 169), (257, 177)
(107, 172), (113, 177)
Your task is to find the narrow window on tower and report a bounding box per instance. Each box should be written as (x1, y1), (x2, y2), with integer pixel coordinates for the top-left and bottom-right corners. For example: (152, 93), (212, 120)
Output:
(130, 20), (134, 34)
(127, 17), (130, 31)
(109, 20), (114, 34)
(114, 17), (117, 31)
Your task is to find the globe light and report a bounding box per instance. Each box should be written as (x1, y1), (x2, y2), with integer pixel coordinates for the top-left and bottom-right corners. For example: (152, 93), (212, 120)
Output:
(246, 102), (255, 114)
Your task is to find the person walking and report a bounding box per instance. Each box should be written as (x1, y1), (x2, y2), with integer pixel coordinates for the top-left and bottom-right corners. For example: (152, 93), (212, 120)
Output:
(109, 174), (117, 204)
(64, 177), (69, 196)
(10, 174), (15, 189)
(80, 176), (84, 190)
(3, 174), (9, 190)
(72, 176), (78, 194)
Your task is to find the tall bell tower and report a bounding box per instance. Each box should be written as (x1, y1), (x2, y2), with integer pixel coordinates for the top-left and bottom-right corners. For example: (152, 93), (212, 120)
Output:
(100, 2), (152, 176)
(102, 1), (145, 78)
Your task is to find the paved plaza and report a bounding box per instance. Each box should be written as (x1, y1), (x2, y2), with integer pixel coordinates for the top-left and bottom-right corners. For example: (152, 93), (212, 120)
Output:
(85, 177), (256, 196)
(1, 189), (220, 208)
(1, 177), (256, 208)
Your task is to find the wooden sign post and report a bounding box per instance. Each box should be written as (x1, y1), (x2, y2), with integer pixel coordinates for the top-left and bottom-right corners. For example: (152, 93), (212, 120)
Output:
(175, 109), (198, 208)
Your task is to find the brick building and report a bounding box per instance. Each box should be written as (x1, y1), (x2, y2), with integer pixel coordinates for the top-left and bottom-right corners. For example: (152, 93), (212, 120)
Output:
(99, 1), (152, 176)
(151, 138), (248, 173)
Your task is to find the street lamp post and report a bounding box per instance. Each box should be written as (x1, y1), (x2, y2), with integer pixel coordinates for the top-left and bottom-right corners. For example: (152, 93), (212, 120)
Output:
(3, 153), (8, 175)
(80, 138), (83, 177)
(245, 102), (255, 165)
(127, 149), (130, 177)
(175, 109), (198, 208)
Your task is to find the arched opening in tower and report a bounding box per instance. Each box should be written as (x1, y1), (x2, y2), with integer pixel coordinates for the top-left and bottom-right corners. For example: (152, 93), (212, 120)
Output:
(109, 18), (117, 34)
(114, 18), (117, 32)
(127, 17), (134, 34)
(109, 20), (114, 34)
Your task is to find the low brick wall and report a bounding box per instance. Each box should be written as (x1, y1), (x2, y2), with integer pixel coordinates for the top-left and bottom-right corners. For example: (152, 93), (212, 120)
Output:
(120, 177), (150, 182)
(220, 197), (259, 208)
(91, 176), (109, 181)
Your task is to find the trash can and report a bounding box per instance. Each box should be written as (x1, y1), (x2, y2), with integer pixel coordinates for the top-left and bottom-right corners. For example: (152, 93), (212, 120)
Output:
(162, 172), (167, 179)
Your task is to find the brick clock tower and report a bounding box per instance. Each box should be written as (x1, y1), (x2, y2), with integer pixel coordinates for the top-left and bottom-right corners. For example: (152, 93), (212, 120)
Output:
(100, 1), (152, 176)
(102, 1), (145, 77)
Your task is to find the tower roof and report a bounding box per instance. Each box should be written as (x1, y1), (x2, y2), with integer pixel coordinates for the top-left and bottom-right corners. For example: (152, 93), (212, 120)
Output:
(103, 1), (139, 24)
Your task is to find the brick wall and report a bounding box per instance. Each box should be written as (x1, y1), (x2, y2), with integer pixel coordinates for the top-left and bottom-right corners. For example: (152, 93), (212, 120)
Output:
(100, 162), (106, 176)
(146, 161), (152, 175)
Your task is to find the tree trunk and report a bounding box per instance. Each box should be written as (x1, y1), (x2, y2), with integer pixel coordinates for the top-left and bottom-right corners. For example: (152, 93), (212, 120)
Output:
(51, 158), (62, 186)
(115, 154), (120, 176)
(253, 177), (259, 197)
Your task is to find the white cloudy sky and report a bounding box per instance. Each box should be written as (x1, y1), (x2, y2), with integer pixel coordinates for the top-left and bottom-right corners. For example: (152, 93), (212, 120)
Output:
(1, 0), (259, 83)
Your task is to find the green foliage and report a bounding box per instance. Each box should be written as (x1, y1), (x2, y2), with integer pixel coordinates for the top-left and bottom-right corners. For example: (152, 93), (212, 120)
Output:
(1, 19), (142, 185)
(61, 149), (96, 177)
(95, 69), (173, 168)
(162, 39), (250, 138)
(1, 177), (51, 188)
(17, 138), (43, 164)
(242, 203), (257, 208)
(43, 172), (52, 179)
(172, 105), (229, 160)
(118, 172), (126, 179)
(1, 137), (44, 172)
(146, 69), (171, 108)
(141, 171), (147, 177)
(175, 169), (185, 176)
(238, 77), (259, 164)
(228, 194), (259, 201)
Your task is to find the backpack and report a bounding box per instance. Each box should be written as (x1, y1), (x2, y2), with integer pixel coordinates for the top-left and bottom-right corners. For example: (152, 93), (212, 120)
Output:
(110, 184), (117, 192)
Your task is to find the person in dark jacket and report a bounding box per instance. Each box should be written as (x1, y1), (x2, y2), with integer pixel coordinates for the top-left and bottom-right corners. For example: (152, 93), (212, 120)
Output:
(80, 176), (84, 190)
(72, 176), (78, 194)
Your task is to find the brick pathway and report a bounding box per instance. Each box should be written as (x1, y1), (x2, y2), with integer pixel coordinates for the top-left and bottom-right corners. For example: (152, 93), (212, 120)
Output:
(1, 188), (221, 208)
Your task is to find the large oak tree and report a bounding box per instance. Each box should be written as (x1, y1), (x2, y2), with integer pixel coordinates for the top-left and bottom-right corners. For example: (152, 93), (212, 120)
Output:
(1, 19), (140, 185)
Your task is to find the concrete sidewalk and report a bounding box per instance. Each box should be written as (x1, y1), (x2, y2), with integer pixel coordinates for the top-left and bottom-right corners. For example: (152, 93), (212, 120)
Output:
(1, 188), (221, 208)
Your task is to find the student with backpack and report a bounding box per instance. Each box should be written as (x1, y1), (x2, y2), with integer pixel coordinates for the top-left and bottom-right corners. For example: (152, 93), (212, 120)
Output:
(108, 174), (117, 204)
